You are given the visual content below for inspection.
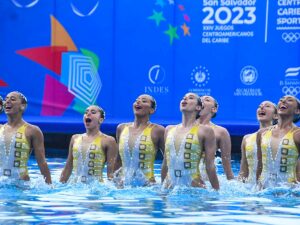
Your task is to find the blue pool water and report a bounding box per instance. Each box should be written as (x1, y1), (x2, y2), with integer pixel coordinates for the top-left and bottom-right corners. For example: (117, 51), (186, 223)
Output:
(0, 157), (300, 225)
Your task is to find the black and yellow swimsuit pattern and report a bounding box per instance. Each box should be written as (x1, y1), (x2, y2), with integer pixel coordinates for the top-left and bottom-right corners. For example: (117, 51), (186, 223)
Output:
(165, 125), (202, 186)
(119, 123), (156, 181)
(244, 132), (257, 183)
(72, 135), (106, 182)
(0, 124), (30, 178)
(261, 127), (299, 186)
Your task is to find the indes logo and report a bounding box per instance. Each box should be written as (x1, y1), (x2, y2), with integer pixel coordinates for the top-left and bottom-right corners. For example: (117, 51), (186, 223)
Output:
(148, 65), (166, 85)
(145, 64), (169, 95)
(240, 65), (258, 85)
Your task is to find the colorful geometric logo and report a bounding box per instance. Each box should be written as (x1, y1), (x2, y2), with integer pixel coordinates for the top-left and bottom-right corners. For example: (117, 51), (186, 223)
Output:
(16, 15), (102, 116)
(148, 0), (191, 45)
(61, 53), (102, 106)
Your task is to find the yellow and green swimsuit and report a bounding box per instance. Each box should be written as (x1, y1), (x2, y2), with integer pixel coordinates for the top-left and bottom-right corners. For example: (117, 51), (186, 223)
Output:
(199, 123), (216, 180)
(244, 132), (258, 183)
(165, 124), (202, 187)
(119, 123), (156, 185)
(0, 124), (30, 179)
(72, 135), (106, 183)
(260, 127), (299, 187)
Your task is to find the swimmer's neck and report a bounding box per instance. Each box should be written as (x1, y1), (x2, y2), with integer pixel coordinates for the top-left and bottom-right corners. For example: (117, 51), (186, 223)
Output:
(198, 115), (211, 125)
(181, 113), (197, 128)
(133, 117), (150, 129)
(86, 129), (101, 137)
(276, 118), (295, 130)
(7, 115), (25, 128)
(259, 121), (273, 129)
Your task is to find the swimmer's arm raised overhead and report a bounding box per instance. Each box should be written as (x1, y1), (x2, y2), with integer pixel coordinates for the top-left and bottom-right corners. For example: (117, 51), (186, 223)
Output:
(29, 124), (52, 184)
(201, 125), (219, 190)
(104, 135), (118, 180)
(60, 134), (77, 183)
(238, 134), (250, 182)
(217, 126), (234, 180)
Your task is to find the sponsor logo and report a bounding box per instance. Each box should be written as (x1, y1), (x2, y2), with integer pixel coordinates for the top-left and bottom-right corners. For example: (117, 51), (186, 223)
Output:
(282, 86), (300, 96)
(234, 65), (262, 96)
(71, 0), (99, 17)
(11, 0), (39, 8)
(285, 66), (300, 77)
(145, 65), (169, 95)
(188, 65), (211, 96)
(280, 66), (300, 97)
(148, 65), (166, 85)
(282, 33), (300, 43)
(190, 65), (210, 88)
(240, 65), (258, 85)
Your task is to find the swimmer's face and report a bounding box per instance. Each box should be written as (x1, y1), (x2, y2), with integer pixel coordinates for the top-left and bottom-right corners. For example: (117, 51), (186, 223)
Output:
(133, 95), (155, 116)
(278, 96), (299, 115)
(199, 95), (217, 117)
(83, 105), (103, 128)
(278, 95), (300, 122)
(256, 101), (277, 124)
(4, 92), (26, 115)
(180, 93), (201, 113)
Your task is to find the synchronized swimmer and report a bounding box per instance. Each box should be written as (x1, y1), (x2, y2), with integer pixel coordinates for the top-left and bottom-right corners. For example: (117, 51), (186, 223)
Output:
(0, 91), (299, 190)
(0, 91), (51, 184)
(238, 101), (278, 187)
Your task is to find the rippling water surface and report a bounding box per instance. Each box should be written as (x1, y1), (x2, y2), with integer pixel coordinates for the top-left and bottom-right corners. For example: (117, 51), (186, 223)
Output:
(0, 157), (299, 224)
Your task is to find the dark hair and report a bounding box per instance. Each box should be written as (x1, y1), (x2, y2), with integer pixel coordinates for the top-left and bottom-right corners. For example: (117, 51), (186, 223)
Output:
(138, 94), (157, 111)
(95, 105), (105, 120)
(270, 102), (278, 125)
(149, 95), (157, 111)
(294, 97), (300, 123)
(0, 95), (3, 113)
(212, 97), (219, 118)
(16, 91), (27, 105)
(196, 95), (202, 119)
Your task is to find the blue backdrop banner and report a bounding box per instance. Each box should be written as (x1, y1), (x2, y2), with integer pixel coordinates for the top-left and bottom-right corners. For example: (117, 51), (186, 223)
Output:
(0, 0), (299, 134)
